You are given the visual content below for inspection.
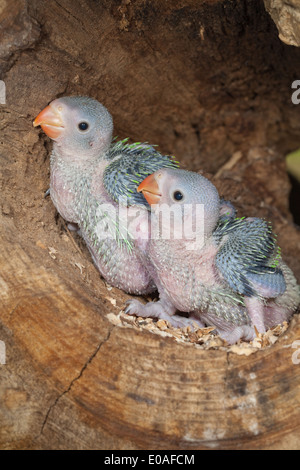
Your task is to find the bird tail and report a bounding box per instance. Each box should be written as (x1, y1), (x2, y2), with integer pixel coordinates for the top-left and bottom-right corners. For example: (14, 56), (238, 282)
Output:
(263, 260), (300, 328)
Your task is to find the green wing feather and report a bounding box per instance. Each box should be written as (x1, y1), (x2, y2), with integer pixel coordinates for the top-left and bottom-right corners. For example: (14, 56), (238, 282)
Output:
(103, 138), (179, 207)
(214, 217), (286, 298)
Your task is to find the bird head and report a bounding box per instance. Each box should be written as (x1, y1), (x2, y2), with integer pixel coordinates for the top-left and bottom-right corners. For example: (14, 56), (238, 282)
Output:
(138, 168), (220, 238)
(33, 96), (113, 160)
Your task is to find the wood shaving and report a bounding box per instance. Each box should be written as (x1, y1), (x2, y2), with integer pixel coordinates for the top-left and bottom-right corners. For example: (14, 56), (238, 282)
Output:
(64, 222), (82, 255)
(48, 246), (58, 259)
(106, 312), (122, 326)
(156, 319), (168, 330)
(36, 240), (47, 250)
(106, 308), (293, 354)
(213, 151), (243, 179)
(228, 344), (259, 356)
(74, 262), (85, 274)
(106, 297), (117, 307)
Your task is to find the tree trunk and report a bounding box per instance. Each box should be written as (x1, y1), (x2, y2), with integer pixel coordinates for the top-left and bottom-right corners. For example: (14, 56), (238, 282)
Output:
(0, 0), (300, 450)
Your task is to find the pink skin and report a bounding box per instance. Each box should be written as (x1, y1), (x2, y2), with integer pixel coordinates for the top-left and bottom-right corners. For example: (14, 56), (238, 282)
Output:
(34, 98), (156, 295)
(126, 232), (297, 342)
(125, 237), (255, 343)
(125, 170), (247, 342)
(52, 157), (155, 295)
(146, 239), (222, 313)
(125, 168), (299, 343)
(244, 297), (266, 334)
(87, 162), (154, 293)
(127, 230), (297, 342)
(50, 157), (78, 223)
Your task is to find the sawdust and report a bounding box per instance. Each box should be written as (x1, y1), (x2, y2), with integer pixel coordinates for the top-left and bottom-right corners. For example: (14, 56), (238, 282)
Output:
(106, 309), (292, 354)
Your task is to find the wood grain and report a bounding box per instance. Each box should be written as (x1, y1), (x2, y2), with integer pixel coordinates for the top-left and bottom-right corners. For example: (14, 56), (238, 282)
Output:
(0, 215), (299, 449)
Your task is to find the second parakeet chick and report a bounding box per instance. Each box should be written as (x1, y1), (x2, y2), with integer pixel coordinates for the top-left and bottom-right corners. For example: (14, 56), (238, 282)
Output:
(125, 168), (300, 343)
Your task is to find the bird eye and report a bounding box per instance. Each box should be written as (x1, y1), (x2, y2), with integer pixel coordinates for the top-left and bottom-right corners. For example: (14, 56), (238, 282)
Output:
(78, 121), (89, 131)
(173, 190), (184, 201)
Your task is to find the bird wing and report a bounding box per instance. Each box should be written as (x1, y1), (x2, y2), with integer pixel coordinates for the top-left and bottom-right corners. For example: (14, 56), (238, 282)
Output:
(214, 217), (286, 298)
(103, 138), (179, 207)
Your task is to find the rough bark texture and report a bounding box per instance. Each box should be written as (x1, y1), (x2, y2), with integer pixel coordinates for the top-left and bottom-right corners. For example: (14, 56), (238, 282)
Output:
(0, 0), (300, 450)
(264, 0), (300, 47)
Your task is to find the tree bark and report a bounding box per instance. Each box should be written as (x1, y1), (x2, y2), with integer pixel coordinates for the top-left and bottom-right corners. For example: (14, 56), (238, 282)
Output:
(264, 0), (300, 47)
(0, 0), (300, 450)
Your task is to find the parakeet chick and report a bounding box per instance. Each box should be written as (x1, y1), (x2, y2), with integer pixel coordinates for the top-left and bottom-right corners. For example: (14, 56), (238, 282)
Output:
(33, 96), (178, 294)
(125, 168), (300, 343)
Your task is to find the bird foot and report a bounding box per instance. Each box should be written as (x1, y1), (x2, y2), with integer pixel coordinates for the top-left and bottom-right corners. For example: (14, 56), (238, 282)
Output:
(244, 297), (266, 334)
(124, 299), (202, 330)
(67, 222), (80, 233)
(217, 325), (256, 344)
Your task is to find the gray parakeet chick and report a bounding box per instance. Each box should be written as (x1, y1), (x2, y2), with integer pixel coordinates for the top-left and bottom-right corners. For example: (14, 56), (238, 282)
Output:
(33, 96), (178, 294)
(125, 168), (300, 343)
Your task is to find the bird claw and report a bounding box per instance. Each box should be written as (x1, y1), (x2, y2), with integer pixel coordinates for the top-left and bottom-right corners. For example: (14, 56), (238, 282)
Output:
(124, 299), (204, 331)
(124, 299), (151, 317)
(217, 325), (256, 344)
(124, 298), (177, 323)
(162, 314), (202, 330)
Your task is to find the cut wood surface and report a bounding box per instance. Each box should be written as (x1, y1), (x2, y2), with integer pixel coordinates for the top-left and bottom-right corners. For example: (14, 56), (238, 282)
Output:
(0, 0), (300, 449)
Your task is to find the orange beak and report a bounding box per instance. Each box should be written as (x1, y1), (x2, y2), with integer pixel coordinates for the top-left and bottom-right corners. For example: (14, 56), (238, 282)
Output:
(33, 104), (64, 139)
(137, 173), (162, 205)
